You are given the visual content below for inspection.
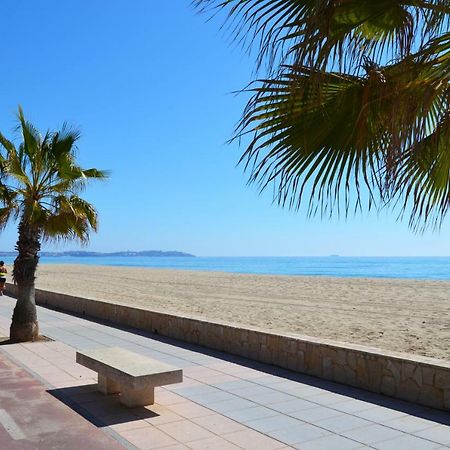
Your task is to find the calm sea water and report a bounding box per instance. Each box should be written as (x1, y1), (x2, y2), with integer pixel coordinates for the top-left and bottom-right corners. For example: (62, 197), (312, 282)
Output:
(1, 256), (449, 280)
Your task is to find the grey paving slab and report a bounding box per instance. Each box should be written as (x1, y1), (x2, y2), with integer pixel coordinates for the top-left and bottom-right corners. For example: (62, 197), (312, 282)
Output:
(245, 414), (302, 433)
(213, 380), (256, 392)
(207, 397), (258, 413)
(414, 424), (450, 445)
(373, 433), (442, 449)
(314, 413), (372, 433)
(289, 405), (343, 422)
(231, 385), (280, 397)
(264, 380), (303, 392)
(186, 390), (237, 404)
(269, 398), (317, 414)
(253, 391), (298, 406)
(342, 423), (407, 445)
(306, 392), (354, 407)
(355, 405), (409, 422)
(293, 433), (365, 449)
(224, 406), (280, 422)
(381, 414), (443, 434)
(332, 399), (378, 414)
(251, 376), (287, 386)
(268, 422), (331, 445)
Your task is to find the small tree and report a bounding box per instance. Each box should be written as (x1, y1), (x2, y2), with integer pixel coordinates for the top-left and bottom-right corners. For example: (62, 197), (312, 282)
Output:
(0, 107), (108, 342)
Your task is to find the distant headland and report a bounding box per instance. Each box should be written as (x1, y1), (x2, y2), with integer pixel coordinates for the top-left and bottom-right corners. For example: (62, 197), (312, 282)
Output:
(0, 250), (195, 258)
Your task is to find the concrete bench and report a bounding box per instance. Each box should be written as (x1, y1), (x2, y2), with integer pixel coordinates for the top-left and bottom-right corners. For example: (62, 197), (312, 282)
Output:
(76, 347), (183, 407)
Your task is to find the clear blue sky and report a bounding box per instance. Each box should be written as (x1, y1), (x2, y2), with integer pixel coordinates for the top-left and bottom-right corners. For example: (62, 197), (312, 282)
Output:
(0, 0), (448, 256)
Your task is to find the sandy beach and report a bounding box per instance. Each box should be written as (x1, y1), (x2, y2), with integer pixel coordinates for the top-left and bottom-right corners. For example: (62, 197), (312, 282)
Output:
(32, 264), (450, 361)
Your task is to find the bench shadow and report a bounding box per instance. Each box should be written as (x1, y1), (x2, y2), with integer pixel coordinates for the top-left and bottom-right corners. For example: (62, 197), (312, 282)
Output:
(48, 384), (159, 428)
(40, 304), (450, 427)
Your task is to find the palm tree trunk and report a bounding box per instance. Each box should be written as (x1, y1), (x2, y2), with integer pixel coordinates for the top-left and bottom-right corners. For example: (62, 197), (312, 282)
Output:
(10, 219), (41, 342)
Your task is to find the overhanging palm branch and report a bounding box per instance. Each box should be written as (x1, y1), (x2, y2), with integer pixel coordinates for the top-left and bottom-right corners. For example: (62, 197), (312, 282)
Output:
(196, 0), (450, 230)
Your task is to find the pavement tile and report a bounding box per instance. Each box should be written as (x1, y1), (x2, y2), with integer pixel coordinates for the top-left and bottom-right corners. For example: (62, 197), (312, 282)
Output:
(331, 399), (378, 414)
(305, 392), (352, 407)
(414, 424), (450, 445)
(354, 406), (408, 422)
(215, 380), (258, 392)
(224, 406), (279, 422)
(183, 367), (222, 379)
(187, 435), (242, 449)
(381, 415), (443, 433)
(251, 376), (287, 387)
(207, 397), (257, 413)
(157, 419), (214, 442)
(120, 424), (178, 449)
(143, 405), (184, 426)
(169, 401), (215, 419)
(109, 418), (150, 432)
(293, 433), (364, 450)
(252, 392), (297, 406)
(373, 433), (442, 450)
(269, 398), (317, 414)
(153, 445), (189, 449)
(229, 369), (264, 380)
(245, 414), (303, 433)
(223, 428), (286, 449)
(192, 414), (246, 434)
(185, 390), (236, 405)
(204, 374), (240, 386)
(278, 385), (328, 397)
(268, 422), (331, 445)
(314, 413), (372, 433)
(155, 390), (189, 406)
(232, 385), (280, 397)
(342, 424), (406, 445)
(289, 406), (343, 422)
(168, 378), (202, 391)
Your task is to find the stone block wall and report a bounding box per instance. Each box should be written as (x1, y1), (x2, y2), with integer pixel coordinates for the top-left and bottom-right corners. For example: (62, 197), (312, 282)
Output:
(6, 283), (450, 411)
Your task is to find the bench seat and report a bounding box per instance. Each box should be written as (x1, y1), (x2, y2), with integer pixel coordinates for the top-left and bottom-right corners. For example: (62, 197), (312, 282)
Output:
(76, 347), (183, 407)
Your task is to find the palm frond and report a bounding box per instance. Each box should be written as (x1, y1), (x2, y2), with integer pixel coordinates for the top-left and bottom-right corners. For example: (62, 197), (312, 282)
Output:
(197, 0), (450, 230)
(0, 107), (108, 243)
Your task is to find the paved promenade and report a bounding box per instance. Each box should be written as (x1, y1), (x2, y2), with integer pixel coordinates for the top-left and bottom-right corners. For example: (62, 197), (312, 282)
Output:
(0, 295), (449, 449)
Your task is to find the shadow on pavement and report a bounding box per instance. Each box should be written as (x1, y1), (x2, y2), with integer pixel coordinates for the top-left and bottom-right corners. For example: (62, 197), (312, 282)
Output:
(49, 384), (159, 427)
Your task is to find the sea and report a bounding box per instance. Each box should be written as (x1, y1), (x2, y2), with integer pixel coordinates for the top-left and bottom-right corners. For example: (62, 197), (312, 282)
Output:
(0, 256), (449, 280)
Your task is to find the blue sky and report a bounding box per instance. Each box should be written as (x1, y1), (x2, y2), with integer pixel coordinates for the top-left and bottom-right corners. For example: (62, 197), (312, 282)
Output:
(0, 0), (449, 256)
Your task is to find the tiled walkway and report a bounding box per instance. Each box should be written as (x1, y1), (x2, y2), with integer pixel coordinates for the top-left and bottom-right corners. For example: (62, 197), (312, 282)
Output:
(0, 352), (124, 449)
(0, 295), (449, 449)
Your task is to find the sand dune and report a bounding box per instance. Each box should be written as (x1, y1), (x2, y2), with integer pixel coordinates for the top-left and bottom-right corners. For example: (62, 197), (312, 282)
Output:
(33, 264), (450, 360)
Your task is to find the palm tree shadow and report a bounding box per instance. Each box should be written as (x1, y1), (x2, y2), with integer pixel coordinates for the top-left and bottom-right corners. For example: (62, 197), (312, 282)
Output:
(0, 335), (53, 345)
(48, 384), (159, 427)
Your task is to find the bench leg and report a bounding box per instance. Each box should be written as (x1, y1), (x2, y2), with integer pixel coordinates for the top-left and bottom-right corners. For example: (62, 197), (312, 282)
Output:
(98, 374), (121, 394)
(120, 386), (155, 407)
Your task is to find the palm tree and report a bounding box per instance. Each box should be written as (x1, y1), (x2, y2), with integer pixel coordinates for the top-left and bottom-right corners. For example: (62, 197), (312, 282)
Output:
(0, 107), (108, 342)
(196, 1), (450, 230)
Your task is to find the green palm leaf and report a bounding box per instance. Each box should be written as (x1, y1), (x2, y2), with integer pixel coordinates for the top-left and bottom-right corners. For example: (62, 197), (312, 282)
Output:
(197, 0), (450, 230)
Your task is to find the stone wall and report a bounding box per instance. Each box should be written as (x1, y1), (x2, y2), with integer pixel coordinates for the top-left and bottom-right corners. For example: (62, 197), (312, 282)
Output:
(7, 283), (450, 411)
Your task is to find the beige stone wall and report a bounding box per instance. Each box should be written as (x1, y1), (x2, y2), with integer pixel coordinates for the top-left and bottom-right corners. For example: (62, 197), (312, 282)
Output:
(7, 283), (450, 411)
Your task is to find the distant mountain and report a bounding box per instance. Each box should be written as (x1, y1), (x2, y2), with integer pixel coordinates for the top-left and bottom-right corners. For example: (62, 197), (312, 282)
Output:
(0, 250), (195, 258)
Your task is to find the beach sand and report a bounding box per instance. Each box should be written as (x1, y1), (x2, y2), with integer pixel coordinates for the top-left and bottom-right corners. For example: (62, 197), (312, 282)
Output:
(33, 264), (450, 360)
